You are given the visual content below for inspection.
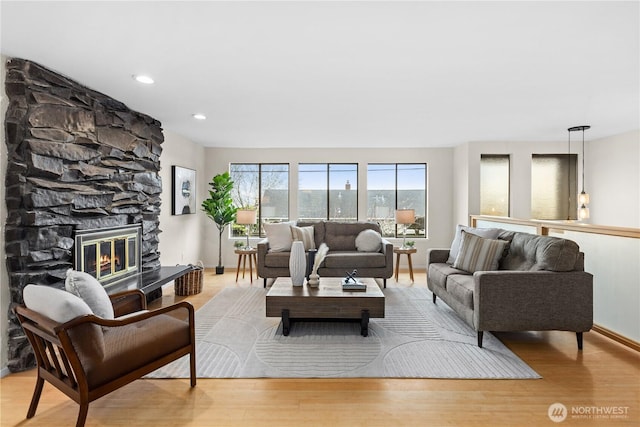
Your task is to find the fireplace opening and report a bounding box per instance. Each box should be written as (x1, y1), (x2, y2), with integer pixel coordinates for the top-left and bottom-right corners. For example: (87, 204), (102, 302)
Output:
(74, 225), (142, 287)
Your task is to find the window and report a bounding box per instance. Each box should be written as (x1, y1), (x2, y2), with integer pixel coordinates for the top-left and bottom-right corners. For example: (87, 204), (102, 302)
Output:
(298, 164), (358, 221)
(230, 163), (289, 237)
(367, 164), (426, 238)
(531, 154), (577, 220)
(480, 155), (510, 216)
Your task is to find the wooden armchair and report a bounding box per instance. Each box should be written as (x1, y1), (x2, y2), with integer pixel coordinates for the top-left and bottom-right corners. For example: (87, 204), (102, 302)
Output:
(14, 286), (196, 427)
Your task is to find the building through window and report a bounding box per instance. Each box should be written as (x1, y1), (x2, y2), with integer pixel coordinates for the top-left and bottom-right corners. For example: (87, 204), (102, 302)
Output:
(298, 164), (358, 221)
(367, 164), (426, 238)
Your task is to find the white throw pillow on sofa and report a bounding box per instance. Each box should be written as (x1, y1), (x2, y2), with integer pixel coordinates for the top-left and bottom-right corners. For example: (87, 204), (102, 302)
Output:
(355, 229), (382, 252)
(65, 269), (114, 319)
(264, 222), (294, 252)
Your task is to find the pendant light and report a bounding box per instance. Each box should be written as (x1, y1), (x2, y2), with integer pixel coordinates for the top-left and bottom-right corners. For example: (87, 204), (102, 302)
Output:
(568, 125), (591, 220)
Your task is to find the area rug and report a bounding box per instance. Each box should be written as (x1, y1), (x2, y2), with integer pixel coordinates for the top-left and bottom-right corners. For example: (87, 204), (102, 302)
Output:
(146, 286), (540, 379)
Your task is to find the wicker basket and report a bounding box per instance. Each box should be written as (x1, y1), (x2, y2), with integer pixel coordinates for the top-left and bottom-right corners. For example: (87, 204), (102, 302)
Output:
(175, 261), (204, 296)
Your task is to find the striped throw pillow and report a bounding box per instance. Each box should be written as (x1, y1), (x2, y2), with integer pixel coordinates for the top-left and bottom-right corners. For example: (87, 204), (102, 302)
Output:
(292, 225), (316, 251)
(453, 230), (509, 273)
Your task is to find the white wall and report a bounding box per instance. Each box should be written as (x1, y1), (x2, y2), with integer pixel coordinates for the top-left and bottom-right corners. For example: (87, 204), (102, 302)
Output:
(158, 130), (207, 265)
(1, 55), (9, 376)
(588, 130), (640, 228)
(202, 147), (454, 271)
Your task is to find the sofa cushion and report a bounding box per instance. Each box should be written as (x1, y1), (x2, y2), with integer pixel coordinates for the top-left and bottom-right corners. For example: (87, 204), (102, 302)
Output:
(453, 231), (509, 273)
(264, 222), (294, 252)
(499, 232), (580, 272)
(323, 251), (387, 269)
(65, 269), (114, 320)
(292, 225), (316, 250)
(447, 224), (503, 264)
(355, 229), (382, 252)
(87, 314), (190, 389)
(324, 222), (381, 251)
(446, 274), (475, 309)
(428, 263), (470, 291)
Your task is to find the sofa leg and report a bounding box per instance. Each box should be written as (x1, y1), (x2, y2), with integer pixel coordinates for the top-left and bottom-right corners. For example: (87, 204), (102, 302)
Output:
(432, 294), (436, 304)
(263, 278), (267, 288)
(576, 332), (584, 350)
(383, 278), (386, 288)
(477, 331), (484, 348)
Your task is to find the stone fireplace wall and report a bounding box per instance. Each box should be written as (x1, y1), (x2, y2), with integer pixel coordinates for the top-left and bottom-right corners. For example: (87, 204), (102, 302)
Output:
(4, 58), (164, 372)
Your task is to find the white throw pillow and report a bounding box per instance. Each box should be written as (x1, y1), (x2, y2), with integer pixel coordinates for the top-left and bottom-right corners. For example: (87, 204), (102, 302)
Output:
(65, 269), (114, 319)
(447, 225), (503, 264)
(23, 284), (94, 323)
(355, 229), (382, 252)
(23, 284), (105, 360)
(264, 222), (294, 252)
(292, 225), (316, 250)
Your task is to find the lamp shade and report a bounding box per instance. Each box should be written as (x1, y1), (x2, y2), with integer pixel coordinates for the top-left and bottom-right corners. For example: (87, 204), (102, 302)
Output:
(236, 209), (257, 225)
(395, 209), (415, 225)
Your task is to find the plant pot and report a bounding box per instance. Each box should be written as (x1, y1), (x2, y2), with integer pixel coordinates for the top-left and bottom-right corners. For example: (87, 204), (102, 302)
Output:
(215, 266), (225, 275)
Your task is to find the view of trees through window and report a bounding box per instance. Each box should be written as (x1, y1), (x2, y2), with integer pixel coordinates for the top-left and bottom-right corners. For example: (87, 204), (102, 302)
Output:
(298, 164), (358, 221)
(367, 164), (426, 238)
(230, 164), (289, 237)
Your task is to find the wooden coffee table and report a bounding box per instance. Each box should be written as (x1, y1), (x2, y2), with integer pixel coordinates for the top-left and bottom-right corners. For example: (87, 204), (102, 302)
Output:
(266, 277), (385, 337)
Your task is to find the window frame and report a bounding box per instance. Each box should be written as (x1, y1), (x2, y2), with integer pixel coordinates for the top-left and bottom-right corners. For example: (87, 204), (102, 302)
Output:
(367, 163), (427, 238)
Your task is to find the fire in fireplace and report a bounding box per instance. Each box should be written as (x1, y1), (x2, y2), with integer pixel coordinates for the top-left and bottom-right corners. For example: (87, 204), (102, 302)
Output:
(74, 225), (142, 286)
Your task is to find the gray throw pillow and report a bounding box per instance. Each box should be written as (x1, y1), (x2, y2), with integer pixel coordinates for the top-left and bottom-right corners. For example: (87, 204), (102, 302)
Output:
(453, 231), (510, 273)
(447, 224), (503, 264)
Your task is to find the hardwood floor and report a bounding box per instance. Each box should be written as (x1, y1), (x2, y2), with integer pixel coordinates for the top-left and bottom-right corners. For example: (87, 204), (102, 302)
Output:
(2, 269), (639, 426)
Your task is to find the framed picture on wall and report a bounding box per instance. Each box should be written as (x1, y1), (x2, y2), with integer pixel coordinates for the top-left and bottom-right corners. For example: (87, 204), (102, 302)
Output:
(172, 166), (196, 215)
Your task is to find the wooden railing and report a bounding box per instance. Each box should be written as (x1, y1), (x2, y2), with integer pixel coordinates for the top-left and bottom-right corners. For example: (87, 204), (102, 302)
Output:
(469, 215), (640, 352)
(470, 215), (640, 239)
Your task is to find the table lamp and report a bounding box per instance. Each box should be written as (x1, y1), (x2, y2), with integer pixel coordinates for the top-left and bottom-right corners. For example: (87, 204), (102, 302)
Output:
(395, 209), (415, 249)
(236, 209), (257, 249)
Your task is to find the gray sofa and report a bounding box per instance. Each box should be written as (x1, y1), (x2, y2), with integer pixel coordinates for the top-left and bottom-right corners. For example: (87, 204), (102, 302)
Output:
(257, 221), (393, 287)
(427, 227), (593, 349)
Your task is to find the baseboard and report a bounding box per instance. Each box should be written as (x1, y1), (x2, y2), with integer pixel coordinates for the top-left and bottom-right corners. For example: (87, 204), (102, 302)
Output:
(0, 366), (10, 378)
(593, 324), (640, 352)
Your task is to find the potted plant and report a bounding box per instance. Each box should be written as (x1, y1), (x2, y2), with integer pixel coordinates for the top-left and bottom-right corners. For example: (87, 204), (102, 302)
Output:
(202, 172), (238, 274)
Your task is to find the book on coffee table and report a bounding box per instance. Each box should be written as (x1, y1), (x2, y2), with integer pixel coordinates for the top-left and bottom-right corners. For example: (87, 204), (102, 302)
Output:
(342, 280), (367, 291)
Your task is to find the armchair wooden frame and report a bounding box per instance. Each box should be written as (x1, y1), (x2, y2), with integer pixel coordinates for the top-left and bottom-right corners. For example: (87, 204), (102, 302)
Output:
(14, 289), (196, 427)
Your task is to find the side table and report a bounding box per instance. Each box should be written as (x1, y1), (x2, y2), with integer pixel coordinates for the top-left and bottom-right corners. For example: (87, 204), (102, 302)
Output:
(235, 248), (258, 283)
(394, 247), (417, 283)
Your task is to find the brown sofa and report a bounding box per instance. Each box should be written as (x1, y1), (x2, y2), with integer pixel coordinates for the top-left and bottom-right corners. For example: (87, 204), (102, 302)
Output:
(427, 227), (593, 349)
(257, 221), (393, 287)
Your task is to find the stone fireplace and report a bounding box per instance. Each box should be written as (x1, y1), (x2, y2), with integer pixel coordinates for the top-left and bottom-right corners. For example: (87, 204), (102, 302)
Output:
(4, 59), (164, 372)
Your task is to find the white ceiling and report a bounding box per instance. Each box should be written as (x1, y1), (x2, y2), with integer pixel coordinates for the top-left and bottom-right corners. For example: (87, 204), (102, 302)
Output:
(1, 1), (638, 148)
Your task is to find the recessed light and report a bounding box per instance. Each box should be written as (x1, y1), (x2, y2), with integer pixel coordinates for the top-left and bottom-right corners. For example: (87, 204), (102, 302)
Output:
(133, 74), (154, 84)
(192, 114), (207, 120)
